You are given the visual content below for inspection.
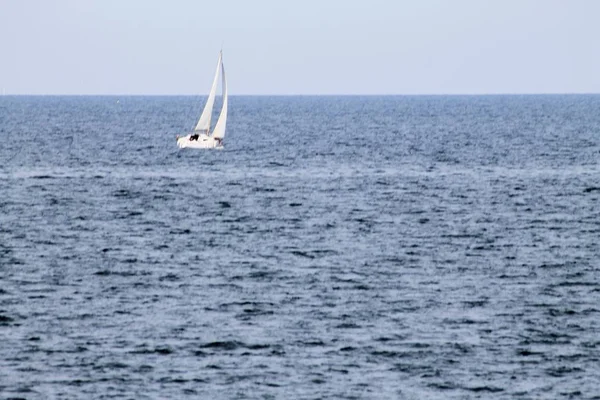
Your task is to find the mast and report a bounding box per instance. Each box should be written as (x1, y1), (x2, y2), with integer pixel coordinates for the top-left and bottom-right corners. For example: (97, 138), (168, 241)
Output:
(211, 53), (227, 140)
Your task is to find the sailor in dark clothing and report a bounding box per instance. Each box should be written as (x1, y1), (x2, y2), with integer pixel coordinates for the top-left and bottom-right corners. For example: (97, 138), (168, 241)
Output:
(190, 134), (199, 141)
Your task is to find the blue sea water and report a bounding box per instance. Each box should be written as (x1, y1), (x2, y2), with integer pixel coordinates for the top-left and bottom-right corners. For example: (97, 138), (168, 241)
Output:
(1, 95), (600, 399)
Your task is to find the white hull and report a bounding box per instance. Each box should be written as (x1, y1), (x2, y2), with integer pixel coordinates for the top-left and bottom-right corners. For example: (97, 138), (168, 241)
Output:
(177, 134), (223, 149)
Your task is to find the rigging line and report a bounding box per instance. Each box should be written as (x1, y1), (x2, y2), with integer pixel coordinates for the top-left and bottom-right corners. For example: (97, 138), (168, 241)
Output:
(191, 90), (206, 133)
(188, 69), (205, 133)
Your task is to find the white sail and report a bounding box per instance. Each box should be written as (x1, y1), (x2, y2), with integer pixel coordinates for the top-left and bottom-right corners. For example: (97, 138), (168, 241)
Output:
(194, 52), (222, 132)
(211, 57), (228, 140)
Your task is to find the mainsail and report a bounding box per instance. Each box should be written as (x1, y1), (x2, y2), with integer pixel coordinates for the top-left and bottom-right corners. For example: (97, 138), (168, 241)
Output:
(194, 52), (222, 132)
(211, 58), (227, 140)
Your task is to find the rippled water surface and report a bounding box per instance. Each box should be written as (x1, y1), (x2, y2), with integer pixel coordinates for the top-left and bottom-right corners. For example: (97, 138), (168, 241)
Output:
(1, 95), (600, 399)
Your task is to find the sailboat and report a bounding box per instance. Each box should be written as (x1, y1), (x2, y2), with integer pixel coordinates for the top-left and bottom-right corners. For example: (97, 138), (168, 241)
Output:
(177, 51), (228, 149)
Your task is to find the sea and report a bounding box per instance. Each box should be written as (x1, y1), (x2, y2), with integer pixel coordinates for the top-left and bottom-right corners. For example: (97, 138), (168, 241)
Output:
(1, 95), (600, 399)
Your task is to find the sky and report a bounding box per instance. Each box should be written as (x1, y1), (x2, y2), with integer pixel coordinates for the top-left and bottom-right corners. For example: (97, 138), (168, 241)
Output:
(1, 0), (599, 95)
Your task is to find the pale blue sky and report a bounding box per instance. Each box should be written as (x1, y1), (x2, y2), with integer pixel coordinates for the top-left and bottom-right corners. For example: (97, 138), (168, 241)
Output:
(1, 0), (599, 95)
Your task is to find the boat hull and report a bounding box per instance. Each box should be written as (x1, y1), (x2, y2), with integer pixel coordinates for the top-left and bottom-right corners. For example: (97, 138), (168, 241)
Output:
(177, 134), (223, 149)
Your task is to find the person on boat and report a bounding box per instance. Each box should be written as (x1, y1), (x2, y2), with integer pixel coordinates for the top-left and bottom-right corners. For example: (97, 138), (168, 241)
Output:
(190, 133), (199, 141)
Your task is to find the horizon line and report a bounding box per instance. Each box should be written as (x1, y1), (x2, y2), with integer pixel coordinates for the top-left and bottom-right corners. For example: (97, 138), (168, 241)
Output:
(2, 92), (600, 97)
